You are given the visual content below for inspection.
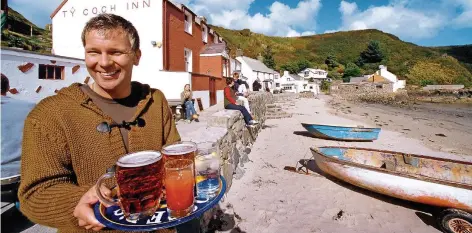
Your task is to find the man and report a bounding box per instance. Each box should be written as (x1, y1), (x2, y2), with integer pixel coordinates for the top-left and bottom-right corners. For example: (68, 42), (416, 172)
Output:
(232, 73), (252, 117)
(1, 73), (35, 182)
(18, 14), (180, 232)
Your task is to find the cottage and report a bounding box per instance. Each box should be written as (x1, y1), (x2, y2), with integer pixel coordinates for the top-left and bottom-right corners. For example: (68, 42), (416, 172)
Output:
(298, 68), (329, 83)
(236, 56), (278, 92)
(1, 47), (89, 103)
(50, 0), (231, 109)
(366, 65), (405, 92)
(277, 71), (319, 94)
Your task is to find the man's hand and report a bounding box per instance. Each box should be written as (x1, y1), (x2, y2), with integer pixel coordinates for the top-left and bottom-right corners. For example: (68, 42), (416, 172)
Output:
(73, 185), (110, 231)
(244, 93), (249, 97)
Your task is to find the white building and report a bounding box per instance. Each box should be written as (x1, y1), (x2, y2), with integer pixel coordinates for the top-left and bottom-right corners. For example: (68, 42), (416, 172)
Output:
(50, 0), (189, 101)
(298, 68), (329, 83)
(236, 56), (278, 91)
(230, 57), (241, 75)
(277, 71), (319, 94)
(1, 47), (89, 103)
(372, 65), (406, 92)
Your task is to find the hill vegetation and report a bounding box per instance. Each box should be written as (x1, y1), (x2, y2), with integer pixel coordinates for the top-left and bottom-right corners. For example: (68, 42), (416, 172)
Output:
(211, 26), (472, 87)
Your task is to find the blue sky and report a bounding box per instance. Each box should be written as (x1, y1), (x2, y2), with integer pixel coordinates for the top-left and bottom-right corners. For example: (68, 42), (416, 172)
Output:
(9, 0), (472, 46)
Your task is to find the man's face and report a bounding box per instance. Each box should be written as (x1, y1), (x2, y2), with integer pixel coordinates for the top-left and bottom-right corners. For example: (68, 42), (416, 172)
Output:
(84, 29), (141, 92)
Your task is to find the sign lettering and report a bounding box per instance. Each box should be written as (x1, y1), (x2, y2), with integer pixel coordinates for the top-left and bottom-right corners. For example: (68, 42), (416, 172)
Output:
(60, 0), (150, 18)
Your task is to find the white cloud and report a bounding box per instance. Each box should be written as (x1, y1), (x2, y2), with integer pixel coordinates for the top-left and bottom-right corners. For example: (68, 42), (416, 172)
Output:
(450, 0), (472, 28)
(177, 0), (321, 37)
(301, 31), (316, 36)
(334, 1), (446, 39)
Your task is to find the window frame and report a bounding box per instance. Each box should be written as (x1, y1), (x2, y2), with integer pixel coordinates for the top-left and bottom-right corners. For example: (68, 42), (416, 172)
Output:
(38, 64), (65, 80)
(184, 11), (193, 35)
(202, 24), (208, 43)
(184, 48), (193, 72)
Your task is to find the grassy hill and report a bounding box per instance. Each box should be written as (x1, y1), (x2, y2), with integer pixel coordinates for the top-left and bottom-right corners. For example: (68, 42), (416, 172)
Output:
(1, 7), (52, 53)
(212, 26), (472, 87)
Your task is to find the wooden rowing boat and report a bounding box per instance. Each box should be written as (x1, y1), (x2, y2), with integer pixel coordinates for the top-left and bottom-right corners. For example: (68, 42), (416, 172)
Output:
(310, 147), (472, 233)
(301, 123), (381, 141)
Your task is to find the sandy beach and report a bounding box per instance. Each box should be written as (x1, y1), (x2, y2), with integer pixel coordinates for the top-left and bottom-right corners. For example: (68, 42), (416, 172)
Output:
(212, 95), (471, 233)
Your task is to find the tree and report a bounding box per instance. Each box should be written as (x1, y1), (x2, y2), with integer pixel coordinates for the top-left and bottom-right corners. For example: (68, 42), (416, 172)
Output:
(296, 59), (311, 72)
(262, 46), (276, 70)
(358, 40), (384, 64)
(325, 54), (339, 70)
(280, 59), (312, 74)
(343, 63), (361, 82)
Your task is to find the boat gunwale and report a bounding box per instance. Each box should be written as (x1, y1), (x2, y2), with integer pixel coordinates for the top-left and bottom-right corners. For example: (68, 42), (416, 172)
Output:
(301, 123), (381, 131)
(310, 146), (472, 190)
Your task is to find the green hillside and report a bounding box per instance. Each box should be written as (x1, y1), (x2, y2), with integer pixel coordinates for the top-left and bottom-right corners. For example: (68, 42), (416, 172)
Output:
(212, 26), (472, 87)
(1, 7), (52, 53)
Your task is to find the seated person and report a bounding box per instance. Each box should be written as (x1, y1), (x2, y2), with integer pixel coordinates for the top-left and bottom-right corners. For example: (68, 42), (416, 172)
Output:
(180, 84), (199, 123)
(232, 73), (252, 117)
(224, 78), (258, 127)
(1, 74), (36, 181)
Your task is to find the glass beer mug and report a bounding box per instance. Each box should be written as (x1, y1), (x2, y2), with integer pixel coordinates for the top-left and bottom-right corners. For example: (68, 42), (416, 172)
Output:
(96, 151), (164, 221)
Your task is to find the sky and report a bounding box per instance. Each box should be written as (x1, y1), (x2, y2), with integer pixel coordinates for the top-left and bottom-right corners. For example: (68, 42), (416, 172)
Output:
(9, 0), (472, 46)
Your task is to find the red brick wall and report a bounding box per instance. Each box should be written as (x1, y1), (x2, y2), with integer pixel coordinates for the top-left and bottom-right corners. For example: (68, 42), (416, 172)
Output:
(191, 73), (210, 91)
(200, 56), (222, 77)
(165, 2), (219, 74)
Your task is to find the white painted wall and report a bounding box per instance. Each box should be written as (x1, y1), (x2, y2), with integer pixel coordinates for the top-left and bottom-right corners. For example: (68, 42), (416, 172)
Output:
(52, 0), (165, 93)
(237, 58), (256, 91)
(376, 66), (398, 83)
(192, 90), (210, 110)
(216, 90), (224, 104)
(133, 71), (191, 100)
(1, 49), (89, 103)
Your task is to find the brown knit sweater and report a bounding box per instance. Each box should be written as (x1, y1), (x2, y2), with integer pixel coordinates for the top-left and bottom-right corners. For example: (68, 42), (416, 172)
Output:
(18, 82), (180, 233)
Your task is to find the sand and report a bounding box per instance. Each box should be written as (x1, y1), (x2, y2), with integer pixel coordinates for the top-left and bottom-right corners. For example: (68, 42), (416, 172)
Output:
(212, 95), (471, 233)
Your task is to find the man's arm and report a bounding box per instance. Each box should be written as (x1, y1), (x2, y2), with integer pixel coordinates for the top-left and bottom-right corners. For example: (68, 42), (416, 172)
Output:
(18, 115), (91, 229)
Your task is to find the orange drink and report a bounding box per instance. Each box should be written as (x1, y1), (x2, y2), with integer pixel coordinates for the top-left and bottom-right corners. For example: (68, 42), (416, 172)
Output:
(164, 159), (195, 218)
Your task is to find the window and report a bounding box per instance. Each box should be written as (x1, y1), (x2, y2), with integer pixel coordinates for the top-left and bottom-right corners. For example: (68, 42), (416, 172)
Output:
(223, 60), (228, 77)
(214, 35), (218, 43)
(184, 12), (192, 34)
(184, 48), (192, 72)
(39, 64), (64, 80)
(202, 24), (208, 43)
(276, 83), (280, 87)
(304, 71), (309, 77)
(287, 78), (290, 81)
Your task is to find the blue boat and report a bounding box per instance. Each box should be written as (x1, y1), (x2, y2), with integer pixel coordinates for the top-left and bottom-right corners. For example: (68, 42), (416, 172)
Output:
(301, 123), (381, 141)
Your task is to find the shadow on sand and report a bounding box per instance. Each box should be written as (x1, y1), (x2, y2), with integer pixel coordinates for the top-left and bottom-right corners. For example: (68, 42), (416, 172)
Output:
(205, 204), (246, 233)
(295, 158), (443, 232)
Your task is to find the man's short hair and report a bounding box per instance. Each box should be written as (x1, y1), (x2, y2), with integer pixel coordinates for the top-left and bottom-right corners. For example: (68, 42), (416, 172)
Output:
(1, 73), (9, 94)
(81, 14), (140, 52)
(226, 78), (233, 85)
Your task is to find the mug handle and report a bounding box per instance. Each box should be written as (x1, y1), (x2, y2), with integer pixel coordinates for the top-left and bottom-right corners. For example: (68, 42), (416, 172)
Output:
(96, 170), (119, 207)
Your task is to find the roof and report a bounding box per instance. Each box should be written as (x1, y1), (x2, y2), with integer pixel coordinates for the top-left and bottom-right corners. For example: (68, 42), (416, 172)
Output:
(349, 77), (368, 83)
(51, 0), (68, 19)
(237, 56), (275, 74)
(303, 68), (327, 73)
(289, 74), (304, 81)
(200, 42), (226, 54)
(1, 47), (85, 62)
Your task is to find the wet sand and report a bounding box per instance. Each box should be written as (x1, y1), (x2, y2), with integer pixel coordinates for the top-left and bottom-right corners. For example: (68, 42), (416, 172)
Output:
(329, 98), (472, 155)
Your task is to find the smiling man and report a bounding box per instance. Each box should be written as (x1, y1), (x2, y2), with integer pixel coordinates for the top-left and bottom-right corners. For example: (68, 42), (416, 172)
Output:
(18, 14), (180, 232)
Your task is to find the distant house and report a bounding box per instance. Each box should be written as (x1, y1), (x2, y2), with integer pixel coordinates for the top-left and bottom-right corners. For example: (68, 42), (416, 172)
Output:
(349, 76), (370, 83)
(236, 56), (278, 91)
(298, 68), (329, 83)
(277, 71), (320, 94)
(368, 65), (405, 92)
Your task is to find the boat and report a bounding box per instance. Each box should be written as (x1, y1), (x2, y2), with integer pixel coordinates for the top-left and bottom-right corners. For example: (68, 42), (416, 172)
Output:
(310, 146), (472, 233)
(301, 123), (381, 141)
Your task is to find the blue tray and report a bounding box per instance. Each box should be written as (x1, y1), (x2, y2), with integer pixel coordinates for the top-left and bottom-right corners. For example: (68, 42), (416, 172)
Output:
(94, 176), (226, 231)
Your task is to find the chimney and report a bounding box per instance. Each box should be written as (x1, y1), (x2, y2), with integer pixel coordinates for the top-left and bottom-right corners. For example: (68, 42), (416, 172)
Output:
(284, 71), (289, 76)
(257, 53), (263, 62)
(379, 65), (386, 76)
(236, 48), (243, 57)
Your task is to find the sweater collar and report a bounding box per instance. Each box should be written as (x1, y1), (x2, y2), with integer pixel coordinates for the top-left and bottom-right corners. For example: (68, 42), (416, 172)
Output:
(58, 82), (154, 121)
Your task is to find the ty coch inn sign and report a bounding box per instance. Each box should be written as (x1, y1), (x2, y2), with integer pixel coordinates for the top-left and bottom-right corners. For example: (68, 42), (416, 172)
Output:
(60, 0), (152, 18)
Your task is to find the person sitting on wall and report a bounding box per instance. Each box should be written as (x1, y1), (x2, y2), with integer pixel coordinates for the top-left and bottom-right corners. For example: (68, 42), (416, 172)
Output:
(1, 73), (36, 195)
(224, 78), (258, 127)
(180, 84), (199, 123)
(232, 73), (253, 117)
(252, 79), (262, 91)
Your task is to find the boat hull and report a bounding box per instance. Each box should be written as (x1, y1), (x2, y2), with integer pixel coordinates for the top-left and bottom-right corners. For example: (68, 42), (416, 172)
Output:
(301, 123), (380, 141)
(312, 149), (472, 212)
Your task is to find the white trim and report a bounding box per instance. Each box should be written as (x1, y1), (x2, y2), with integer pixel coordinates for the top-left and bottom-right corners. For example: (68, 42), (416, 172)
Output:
(184, 11), (192, 35)
(200, 51), (229, 59)
(202, 24), (208, 43)
(184, 48), (193, 72)
(209, 29), (214, 34)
